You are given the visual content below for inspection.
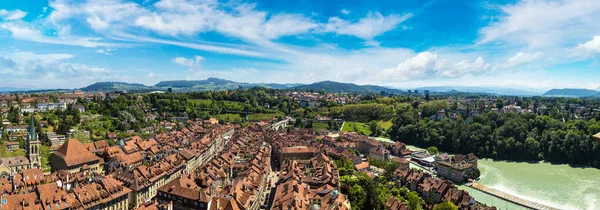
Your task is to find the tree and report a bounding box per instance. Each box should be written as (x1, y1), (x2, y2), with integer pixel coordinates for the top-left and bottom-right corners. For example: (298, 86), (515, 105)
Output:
(406, 191), (423, 210)
(433, 201), (458, 210)
(319, 89), (327, 95)
(348, 184), (366, 210)
(496, 99), (504, 109)
(427, 146), (439, 155)
(369, 121), (381, 136)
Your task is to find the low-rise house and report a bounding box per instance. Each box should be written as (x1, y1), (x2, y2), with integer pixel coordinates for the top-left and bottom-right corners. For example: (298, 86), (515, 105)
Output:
(156, 172), (211, 210)
(369, 146), (390, 161)
(5, 141), (20, 151)
(47, 132), (67, 146)
(8, 133), (28, 141)
(72, 104), (85, 113)
(4, 125), (28, 133)
(385, 196), (409, 210)
(278, 146), (316, 164)
(0, 192), (42, 209)
(20, 108), (35, 113)
(434, 153), (450, 168)
(0, 156), (31, 177)
(354, 162), (369, 172)
(50, 138), (102, 174)
(437, 153), (478, 183)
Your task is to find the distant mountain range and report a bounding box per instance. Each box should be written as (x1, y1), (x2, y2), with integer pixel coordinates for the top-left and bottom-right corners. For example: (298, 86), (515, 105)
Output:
(290, 81), (404, 94)
(543, 88), (600, 97)
(81, 82), (156, 92)
(0, 87), (30, 92)
(4, 78), (600, 97)
(77, 78), (303, 93)
(154, 78), (300, 90)
(415, 86), (545, 96)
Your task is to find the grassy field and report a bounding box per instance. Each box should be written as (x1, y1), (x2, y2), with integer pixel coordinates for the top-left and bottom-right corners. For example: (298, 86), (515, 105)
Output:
(247, 113), (284, 121)
(72, 133), (93, 143)
(0, 147), (26, 158)
(215, 114), (243, 123)
(312, 122), (330, 131)
(378, 120), (393, 130)
(188, 99), (244, 107)
(342, 120), (392, 136)
(342, 122), (372, 135)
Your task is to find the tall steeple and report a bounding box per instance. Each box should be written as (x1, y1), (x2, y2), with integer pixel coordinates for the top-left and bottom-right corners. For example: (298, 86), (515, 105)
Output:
(29, 115), (37, 141)
(27, 115), (41, 168)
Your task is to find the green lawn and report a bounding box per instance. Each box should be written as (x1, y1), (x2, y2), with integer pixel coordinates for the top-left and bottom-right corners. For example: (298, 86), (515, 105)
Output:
(378, 120), (393, 130)
(215, 114), (243, 123)
(342, 120), (392, 136)
(0, 147), (26, 158)
(247, 113), (284, 121)
(72, 133), (92, 143)
(342, 122), (372, 135)
(312, 122), (330, 131)
(188, 99), (244, 107)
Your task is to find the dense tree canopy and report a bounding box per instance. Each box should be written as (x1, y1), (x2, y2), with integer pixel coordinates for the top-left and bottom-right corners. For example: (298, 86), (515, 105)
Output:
(390, 108), (600, 168)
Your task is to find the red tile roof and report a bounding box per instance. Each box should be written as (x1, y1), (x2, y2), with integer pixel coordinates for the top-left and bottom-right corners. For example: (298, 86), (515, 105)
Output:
(54, 138), (100, 166)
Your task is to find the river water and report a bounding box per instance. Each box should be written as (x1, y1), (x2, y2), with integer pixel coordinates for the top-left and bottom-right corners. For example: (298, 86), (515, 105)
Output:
(372, 137), (600, 210)
(474, 159), (600, 210)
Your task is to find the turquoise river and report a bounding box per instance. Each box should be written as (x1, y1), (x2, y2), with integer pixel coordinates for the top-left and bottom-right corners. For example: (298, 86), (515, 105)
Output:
(373, 137), (600, 210)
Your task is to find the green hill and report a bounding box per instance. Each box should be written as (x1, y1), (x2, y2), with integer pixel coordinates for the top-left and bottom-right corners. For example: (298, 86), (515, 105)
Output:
(82, 82), (155, 92)
(290, 81), (404, 94)
(543, 88), (599, 97)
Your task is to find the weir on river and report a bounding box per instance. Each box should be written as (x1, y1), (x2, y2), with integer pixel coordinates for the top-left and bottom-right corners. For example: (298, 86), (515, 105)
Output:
(466, 183), (559, 210)
(373, 137), (600, 210)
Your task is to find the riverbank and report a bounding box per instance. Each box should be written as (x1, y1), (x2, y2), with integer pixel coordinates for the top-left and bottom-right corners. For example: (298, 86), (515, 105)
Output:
(373, 137), (600, 210)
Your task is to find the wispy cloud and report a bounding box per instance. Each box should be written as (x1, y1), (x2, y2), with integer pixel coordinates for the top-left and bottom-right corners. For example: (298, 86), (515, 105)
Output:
(322, 12), (413, 45)
(0, 51), (119, 88)
(0, 9), (27, 20)
(0, 22), (118, 48)
(478, 0), (600, 48)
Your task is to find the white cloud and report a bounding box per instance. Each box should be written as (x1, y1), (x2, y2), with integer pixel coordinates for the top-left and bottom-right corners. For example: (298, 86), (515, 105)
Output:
(571, 36), (600, 58)
(341, 9), (350, 15)
(441, 57), (490, 78)
(502, 52), (544, 68)
(323, 12), (413, 42)
(95, 48), (114, 55)
(172, 55), (204, 70)
(113, 32), (271, 58)
(10, 52), (74, 64)
(478, 0), (600, 48)
(49, 0), (146, 31)
(148, 72), (155, 78)
(351, 51), (493, 82)
(0, 9), (27, 20)
(0, 51), (115, 89)
(135, 0), (214, 36)
(375, 51), (440, 81)
(0, 22), (115, 48)
(263, 14), (318, 39)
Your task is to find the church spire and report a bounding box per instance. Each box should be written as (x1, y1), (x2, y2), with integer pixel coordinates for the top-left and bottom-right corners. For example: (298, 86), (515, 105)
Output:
(29, 115), (37, 141)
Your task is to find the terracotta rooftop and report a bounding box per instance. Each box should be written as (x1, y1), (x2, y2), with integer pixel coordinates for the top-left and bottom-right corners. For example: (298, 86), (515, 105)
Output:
(54, 138), (100, 166)
(354, 162), (370, 171)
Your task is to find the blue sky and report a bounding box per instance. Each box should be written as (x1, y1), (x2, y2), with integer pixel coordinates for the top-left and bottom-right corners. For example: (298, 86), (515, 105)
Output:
(1, 0), (600, 90)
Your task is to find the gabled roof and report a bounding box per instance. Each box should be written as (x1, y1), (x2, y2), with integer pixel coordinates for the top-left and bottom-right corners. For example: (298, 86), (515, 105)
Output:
(54, 138), (100, 166)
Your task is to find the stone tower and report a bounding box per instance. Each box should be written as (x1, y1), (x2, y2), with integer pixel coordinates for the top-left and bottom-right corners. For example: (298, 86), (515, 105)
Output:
(27, 115), (41, 168)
